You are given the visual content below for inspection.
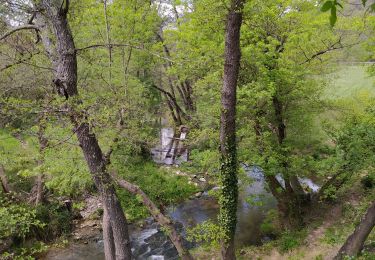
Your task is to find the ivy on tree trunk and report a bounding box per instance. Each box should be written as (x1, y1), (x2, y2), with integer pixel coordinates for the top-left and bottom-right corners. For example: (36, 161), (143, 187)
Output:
(219, 0), (244, 259)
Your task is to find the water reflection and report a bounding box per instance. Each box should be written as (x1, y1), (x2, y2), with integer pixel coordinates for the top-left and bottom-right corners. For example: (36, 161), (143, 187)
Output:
(43, 161), (319, 259)
(168, 166), (277, 246)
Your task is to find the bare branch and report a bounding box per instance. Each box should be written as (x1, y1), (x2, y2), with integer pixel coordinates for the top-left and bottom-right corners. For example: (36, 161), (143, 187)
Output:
(103, 108), (126, 164)
(0, 25), (40, 41)
(300, 38), (361, 65)
(76, 43), (175, 63)
(103, 0), (113, 87)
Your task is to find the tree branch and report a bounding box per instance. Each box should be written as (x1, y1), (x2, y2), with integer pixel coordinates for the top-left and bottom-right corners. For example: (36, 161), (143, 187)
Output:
(300, 38), (360, 65)
(110, 171), (193, 260)
(63, 0), (70, 15)
(151, 84), (191, 123)
(76, 43), (175, 63)
(0, 25), (40, 41)
(103, 108), (126, 164)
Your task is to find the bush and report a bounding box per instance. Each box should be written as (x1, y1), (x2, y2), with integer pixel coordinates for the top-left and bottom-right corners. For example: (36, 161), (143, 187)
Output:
(361, 173), (375, 189)
(0, 197), (44, 241)
(114, 162), (198, 222)
(34, 202), (73, 241)
(260, 209), (280, 236)
(186, 220), (223, 247)
(322, 226), (347, 245)
(278, 230), (307, 252)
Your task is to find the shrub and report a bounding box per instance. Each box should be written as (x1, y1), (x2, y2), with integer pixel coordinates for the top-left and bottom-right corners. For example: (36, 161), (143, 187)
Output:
(0, 197), (44, 241)
(34, 202), (73, 241)
(114, 162), (198, 222)
(278, 230), (307, 252)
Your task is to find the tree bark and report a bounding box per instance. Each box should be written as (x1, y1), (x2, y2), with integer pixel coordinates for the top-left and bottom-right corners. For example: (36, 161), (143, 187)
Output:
(33, 2), (132, 259)
(271, 95), (305, 229)
(35, 173), (44, 205)
(335, 201), (375, 260)
(74, 122), (131, 260)
(103, 207), (116, 260)
(219, 1), (244, 259)
(290, 175), (305, 196)
(35, 116), (48, 206)
(0, 165), (10, 194)
(111, 172), (194, 260)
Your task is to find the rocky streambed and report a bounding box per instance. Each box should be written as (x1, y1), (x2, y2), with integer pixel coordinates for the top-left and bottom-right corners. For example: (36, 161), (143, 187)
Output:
(43, 166), (321, 260)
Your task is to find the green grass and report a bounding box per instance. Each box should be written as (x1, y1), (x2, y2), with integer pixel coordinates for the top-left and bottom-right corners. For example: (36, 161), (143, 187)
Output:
(115, 162), (198, 222)
(325, 65), (375, 99)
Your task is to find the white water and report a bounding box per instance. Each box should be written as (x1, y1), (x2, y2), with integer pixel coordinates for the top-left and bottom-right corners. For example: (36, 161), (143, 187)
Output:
(151, 128), (188, 165)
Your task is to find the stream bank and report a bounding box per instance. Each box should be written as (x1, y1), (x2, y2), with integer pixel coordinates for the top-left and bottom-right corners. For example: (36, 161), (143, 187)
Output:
(43, 165), (318, 259)
(42, 127), (320, 260)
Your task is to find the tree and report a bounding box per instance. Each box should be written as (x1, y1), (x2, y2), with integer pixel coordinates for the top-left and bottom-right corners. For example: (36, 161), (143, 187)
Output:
(236, 0), (360, 229)
(1, 1), (132, 259)
(218, 0), (244, 259)
(1, 1), (195, 259)
(335, 201), (375, 259)
(111, 171), (194, 260)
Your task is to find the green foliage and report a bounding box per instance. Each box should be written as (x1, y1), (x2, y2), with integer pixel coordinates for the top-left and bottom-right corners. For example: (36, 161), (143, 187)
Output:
(186, 220), (223, 247)
(260, 209), (280, 236)
(278, 229), (307, 252)
(322, 226), (347, 245)
(218, 139), (238, 240)
(181, 149), (219, 176)
(112, 161), (197, 221)
(1, 0), (375, 257)
(325, 66), (375, 99)
(0, 197), (44, 240)
(361, 172), (375, 189)
(237, 0), (337, 188)
(320, 1), (341, 26)
(34, 203), (73, 240)
(320, 185), (338, 201)
(0, 130), (36, 191)
(334, 99), (375, 172)
(1, 242), (48, 260)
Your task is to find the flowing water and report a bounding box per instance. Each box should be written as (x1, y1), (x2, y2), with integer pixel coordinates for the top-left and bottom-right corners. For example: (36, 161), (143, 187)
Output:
(44, 166), (317, 260)
(43, 128), (319, 260)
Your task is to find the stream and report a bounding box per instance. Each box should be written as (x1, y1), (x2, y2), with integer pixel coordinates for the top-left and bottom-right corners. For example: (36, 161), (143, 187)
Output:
(43, 128), (319, 260)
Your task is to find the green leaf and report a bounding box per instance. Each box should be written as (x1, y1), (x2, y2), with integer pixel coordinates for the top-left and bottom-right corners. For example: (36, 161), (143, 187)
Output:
(370, 3), (375, 12)
(330, 6), (337, 27)
(321, 1), (333, 12)
(336, 2), (343, 9)
(362, 0), (367, 7)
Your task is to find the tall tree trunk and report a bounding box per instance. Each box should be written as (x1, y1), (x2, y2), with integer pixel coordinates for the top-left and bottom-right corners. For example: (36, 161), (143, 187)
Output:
(272, 96), (305, 229)
(219, 1), (243, 259)
(74, 122), (131, 260)
(335, 201), (375, 260)
(265, 175), (302, 229)
(103, 207), (116, 260)
(34, 2), (132, 259)
(278, 192), (304, 230)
